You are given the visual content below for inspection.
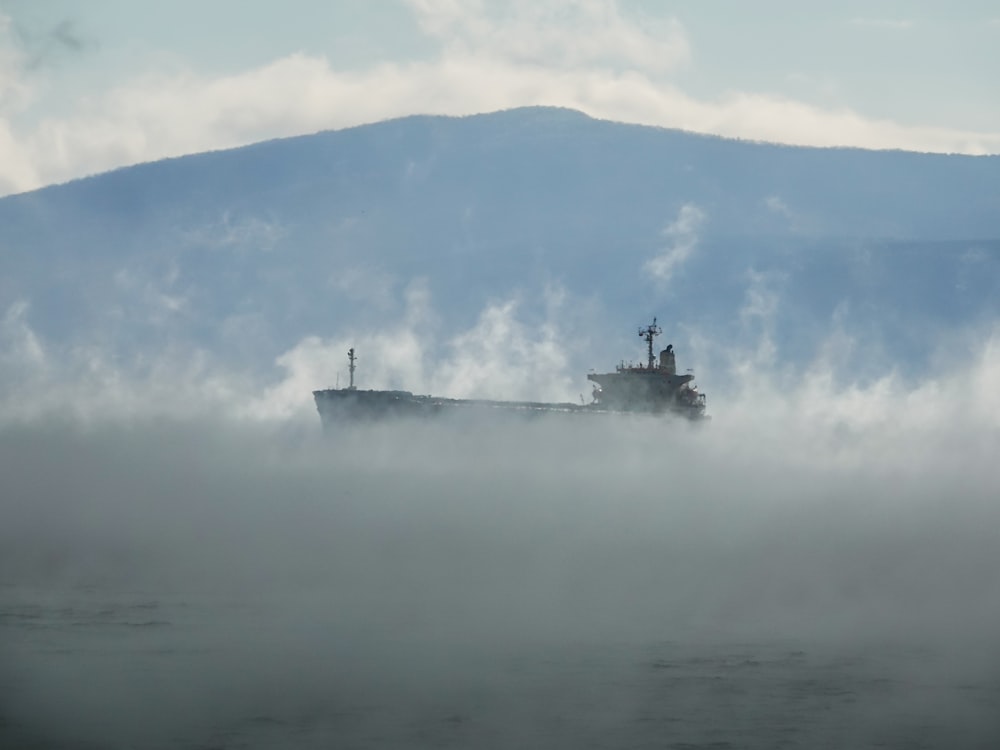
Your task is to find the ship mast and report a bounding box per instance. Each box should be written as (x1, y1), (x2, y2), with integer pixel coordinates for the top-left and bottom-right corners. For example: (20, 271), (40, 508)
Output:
(638, 318), (661, 370)
(347, 347), (357, 390)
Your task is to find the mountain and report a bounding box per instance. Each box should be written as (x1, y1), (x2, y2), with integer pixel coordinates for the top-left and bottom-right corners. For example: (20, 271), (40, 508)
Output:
(1, 106), (998, 405)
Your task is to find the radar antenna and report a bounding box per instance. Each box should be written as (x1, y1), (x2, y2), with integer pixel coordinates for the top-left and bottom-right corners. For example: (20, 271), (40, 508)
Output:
(638, 318), (661, 370)
(347, 347), (357, 390)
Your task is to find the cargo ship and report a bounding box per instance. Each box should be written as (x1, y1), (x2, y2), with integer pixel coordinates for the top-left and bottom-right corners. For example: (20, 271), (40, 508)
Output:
(313, 318), (707, 428)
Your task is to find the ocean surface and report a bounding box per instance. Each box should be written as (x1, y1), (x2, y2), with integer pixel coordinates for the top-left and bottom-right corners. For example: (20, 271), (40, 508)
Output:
(3, 416), (1000, 748)
(3, 582), (998, 749)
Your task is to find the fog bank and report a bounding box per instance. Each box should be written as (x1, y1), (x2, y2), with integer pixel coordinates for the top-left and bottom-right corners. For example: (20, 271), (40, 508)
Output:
(2, 342), (999, 746)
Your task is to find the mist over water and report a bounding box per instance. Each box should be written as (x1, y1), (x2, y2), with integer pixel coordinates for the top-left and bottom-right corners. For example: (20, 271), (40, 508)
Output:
(2, 366), (1000, 749)
(2, 98), (998, 746)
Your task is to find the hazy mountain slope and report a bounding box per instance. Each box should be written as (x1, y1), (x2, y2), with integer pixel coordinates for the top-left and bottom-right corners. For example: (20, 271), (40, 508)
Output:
(1, 107), (998, 399)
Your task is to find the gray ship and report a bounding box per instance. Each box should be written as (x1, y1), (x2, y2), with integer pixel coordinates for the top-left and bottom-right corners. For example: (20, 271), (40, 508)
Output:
(313, 319), (707, 428)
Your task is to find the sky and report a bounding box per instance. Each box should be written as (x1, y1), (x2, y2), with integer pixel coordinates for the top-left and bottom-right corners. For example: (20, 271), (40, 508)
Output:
(1, 0), (998, 196)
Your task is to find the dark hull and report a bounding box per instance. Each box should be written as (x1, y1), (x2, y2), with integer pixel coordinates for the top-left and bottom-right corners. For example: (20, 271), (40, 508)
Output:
(312, 388), (705, 430)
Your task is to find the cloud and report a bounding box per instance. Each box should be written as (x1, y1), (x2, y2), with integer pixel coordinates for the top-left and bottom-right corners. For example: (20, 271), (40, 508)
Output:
(0, 13), (21, 94)
(430, 288), (577, 401)
(0, 14), (40, 192)
(644, 203), (705, 285)
(407, 0), (691, 73)
(764, 195), (791, 217)
(247, 284), (579, 421)
(0, 300), (46, 375)
(1, 3), (999, 196)
(0, 299), (248, 425)
(112, 265), (189, 323)
(730, 268), (784, 374)
(762, 194), (817, 234)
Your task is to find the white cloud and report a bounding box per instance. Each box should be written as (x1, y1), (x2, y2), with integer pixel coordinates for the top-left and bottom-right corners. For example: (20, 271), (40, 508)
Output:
(0, 14), (30, 106)
(730, 269), (784, 375)
(0, 282), (587, 424)
(0, 122), (39, 195)
(112, 266), (189, 323)
(763, 194), (814, 233)
(764, 195), (791, 217)
(407, 0), (690, 73)
(644, 203), (705, 284)
(431, 291), (576, 402)
(1, 301), (47, 376)
(249, 284), (578, 421)
(0, 14), (42, 193)
(244, 278), (439, 420)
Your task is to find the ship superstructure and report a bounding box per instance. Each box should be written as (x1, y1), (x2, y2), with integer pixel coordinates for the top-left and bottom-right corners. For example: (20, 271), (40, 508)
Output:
(586, 318), (705, 417)
(312, 318), (706, 428)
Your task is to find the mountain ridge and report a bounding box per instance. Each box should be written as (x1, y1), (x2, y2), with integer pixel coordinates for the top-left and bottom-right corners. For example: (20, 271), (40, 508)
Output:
(1, 106), (998, 404)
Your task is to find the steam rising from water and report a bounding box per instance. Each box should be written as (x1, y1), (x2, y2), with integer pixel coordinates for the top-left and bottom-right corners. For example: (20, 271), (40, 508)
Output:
(2, 307), (1000, 746)
(3, 381), (1000, 747)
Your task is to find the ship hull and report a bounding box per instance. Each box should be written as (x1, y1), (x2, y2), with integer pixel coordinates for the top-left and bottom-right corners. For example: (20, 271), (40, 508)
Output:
(312, 388), (704, 431)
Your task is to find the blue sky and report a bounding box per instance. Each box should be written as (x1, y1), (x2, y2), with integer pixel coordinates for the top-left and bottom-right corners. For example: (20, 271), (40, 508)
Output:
(1, 0), (998, 195)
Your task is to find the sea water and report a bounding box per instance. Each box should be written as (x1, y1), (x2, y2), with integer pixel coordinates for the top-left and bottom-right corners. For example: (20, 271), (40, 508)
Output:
(2, 417), (999, 748)
(3, 581), (998, 749)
